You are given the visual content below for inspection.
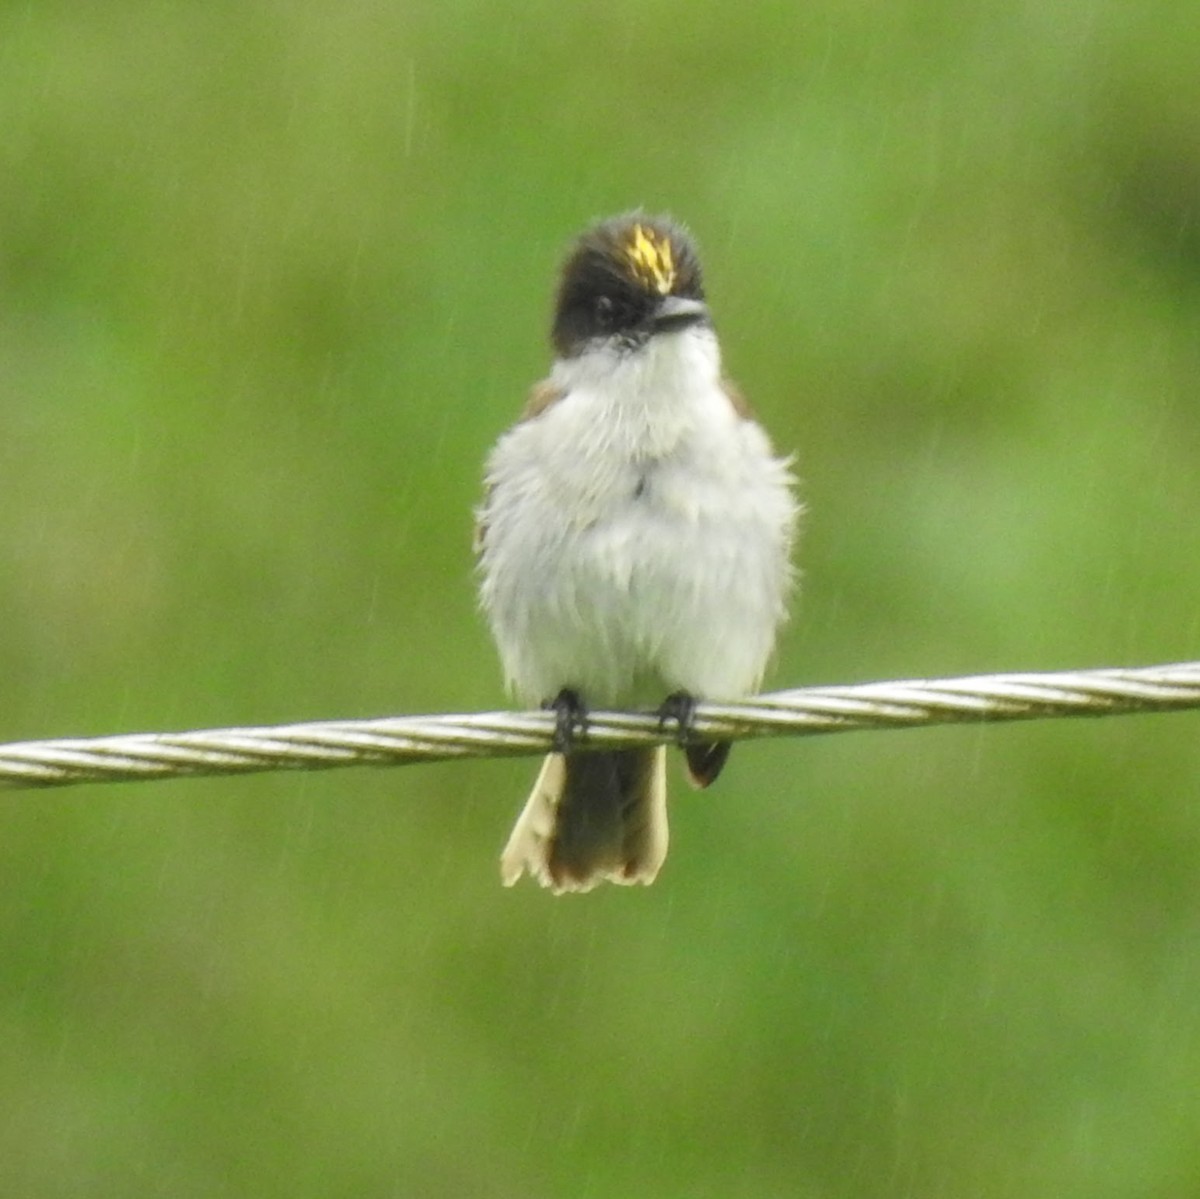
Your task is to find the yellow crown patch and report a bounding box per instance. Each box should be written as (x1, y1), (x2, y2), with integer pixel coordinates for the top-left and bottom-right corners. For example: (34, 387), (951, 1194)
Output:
(623, 224), (677, 294)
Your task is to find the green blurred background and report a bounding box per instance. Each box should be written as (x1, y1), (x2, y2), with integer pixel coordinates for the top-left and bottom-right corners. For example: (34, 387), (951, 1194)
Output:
(3, 1), (1200, 1195)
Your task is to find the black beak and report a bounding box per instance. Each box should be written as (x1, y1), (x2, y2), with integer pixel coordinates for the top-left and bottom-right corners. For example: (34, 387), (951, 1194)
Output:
(651, 295), (709, 334)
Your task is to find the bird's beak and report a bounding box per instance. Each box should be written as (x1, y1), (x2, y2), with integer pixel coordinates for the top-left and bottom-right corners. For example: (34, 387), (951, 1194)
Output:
(651, 295), (709, 333)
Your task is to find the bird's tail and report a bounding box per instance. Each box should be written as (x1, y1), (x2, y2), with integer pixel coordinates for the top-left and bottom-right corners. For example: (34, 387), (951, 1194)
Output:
(500, 747), (668, 893)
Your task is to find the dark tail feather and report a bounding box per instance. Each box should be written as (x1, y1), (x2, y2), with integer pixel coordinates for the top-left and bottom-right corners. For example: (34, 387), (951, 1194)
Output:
(550, 749), (659, 884)
(684, 741), (731, 789)
(500, 748), (667, 893)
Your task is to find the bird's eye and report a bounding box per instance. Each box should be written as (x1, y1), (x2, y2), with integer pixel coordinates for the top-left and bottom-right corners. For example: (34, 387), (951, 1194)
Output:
(594, 295), (615, 326)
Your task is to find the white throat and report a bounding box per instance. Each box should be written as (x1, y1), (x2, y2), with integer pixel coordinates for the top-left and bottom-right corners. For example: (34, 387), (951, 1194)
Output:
(548, 327), (723, 460)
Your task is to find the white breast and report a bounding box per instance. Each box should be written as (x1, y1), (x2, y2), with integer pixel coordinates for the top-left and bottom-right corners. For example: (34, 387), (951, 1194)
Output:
(478, 327), (799, 708)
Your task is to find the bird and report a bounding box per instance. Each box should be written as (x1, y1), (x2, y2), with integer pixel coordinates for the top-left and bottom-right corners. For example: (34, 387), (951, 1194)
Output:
(475, 212), (799, 893)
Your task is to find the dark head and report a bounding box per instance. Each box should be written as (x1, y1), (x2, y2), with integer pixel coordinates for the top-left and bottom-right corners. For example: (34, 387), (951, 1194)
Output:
(551, 213), (709, 359)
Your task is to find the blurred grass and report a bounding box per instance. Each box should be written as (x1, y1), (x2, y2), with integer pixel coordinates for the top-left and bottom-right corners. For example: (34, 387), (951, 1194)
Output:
(3, 1), (1200, 1195)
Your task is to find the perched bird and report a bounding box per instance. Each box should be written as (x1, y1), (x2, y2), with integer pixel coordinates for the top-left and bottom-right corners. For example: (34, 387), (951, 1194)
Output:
(476, 213), (799, 893)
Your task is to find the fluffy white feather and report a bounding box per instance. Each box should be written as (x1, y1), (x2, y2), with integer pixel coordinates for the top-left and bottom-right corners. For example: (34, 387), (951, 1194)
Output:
(478, 324), (798, 710)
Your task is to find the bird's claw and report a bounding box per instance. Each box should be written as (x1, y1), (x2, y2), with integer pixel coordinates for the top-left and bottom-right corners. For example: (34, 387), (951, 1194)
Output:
(545, 688), (588, 753)
(658, 691), (698, 748)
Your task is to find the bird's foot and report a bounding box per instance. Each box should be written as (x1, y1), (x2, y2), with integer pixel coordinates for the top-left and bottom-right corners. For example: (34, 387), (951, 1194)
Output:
(545, 688), (588, 754)
(660, 691), (731, 788)
(657, 690), (698, 748)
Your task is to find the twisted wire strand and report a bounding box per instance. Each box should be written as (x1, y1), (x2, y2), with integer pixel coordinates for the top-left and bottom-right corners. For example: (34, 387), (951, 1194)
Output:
(2, 660), (1198, 791)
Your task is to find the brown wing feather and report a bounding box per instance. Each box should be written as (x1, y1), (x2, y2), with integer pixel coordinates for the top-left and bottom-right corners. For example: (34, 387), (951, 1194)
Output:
(721, 376), (756, 420)
(521, 377), (566, 420)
